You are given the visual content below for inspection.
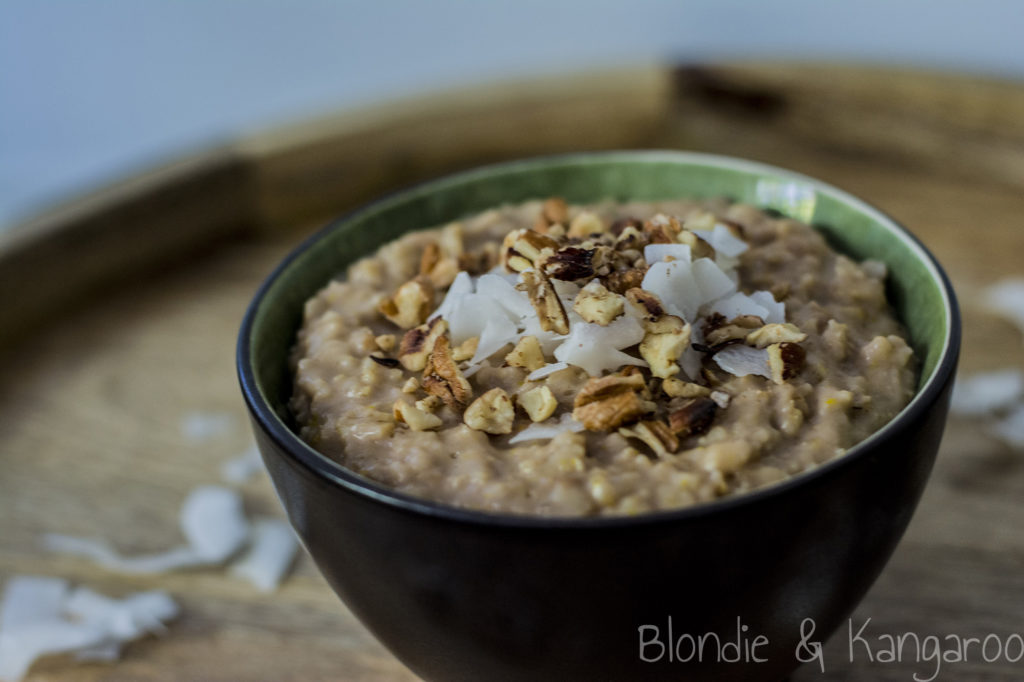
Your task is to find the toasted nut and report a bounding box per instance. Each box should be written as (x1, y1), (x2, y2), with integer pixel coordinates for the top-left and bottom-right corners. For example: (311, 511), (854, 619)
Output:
(519, 385), (557, 422)
(425, 258), (459, 289)
(703, 313), (765, 349)
(398, 317), (448, 371)
(668, 397), (718, 438)
(675, 229), (716, 259)
(401, 376), (420, 394)
(572, 371), (649, 431)
(439, 222), (465, 257)
(505, 335), (546, 371)
(611, 217), (644, 236)
(614, 225), (648, 251)
(452, 336), (479, 362)
(458, 248), (496, 275)
(625, 288), (666, 322)
(618, 420), (679, 457)
(643, 214), (682, 243)
(573, 279), (625, 325)
(603, 267), (647, 295)
(683, 210), (716, 232)
(544, 246), (596, 281)
(534, 197), (569, 232)
(746, 323), (807, 348)
(379, 276), (435, 329)
(394, 400), (443, 431)
(419, 242), (441, 277)
(567, 211), (606, 238)
(422, 334), (473, 408)
(501, 228), (560, 272)
(415, 395), (442, 413)
(662, 377), (710, 399)
(639, 317), (690, 379)
(521, 270), (570, 335)
(767, 342), (806, 384)
(464, 388), (515, 434)
(375, 334), (396, 352)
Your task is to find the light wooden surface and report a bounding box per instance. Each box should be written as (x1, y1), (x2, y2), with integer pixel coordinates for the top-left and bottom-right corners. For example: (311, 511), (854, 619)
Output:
(1, 63), (1023, 680)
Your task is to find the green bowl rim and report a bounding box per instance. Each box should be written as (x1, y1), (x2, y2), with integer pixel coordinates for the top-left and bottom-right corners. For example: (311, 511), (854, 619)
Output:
(237, 150), (961, 529)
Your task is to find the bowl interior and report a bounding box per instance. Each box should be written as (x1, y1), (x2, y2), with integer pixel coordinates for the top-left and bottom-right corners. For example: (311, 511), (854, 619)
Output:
(243, 150), (952, 468)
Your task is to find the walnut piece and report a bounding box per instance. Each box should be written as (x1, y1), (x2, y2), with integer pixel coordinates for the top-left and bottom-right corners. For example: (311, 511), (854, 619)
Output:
(572, 371), (649, 431)
(501, 228), (559, 272)
(398, 317), (448, 371)
(618, 420), (679, 457)
(573, 279), (625, 326)
(464, 388), (515, 434)
(401, 376), (420, 394)
(452, 336), (479, 363)
(519, 385), (558, 422)
(567, 211), (606, 238)
(626, 288), (690, 378)
(662, 377), (710, 399)
(394, 400), (443, 431)
(505, 335), (546, 371)
(668, 397), (718, 438)
(422, 334), (473, 408)
(603, 267), (647, 295)
(746, 323), (807, 348)
(703, 313), (764, 349)
(534, 197), (569, 232)
(378, 275), (435, 329)
(521, 269), (570, 335)
(767, 342), (806, 384)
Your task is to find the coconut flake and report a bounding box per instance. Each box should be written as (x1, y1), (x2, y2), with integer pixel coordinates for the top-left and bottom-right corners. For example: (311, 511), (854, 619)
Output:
(694, 224), (748, 258)
(39, 535), (205, 574)
(432, 270), (474, 321)
(180, 486), (249, 563)
(713, 345), (772, 379)
(982, 278), (1024, 339)
(220, 444), (264, 484)
(950, 369), (1024, 417)
(229, 519), (300, 593)
(709, 292), (770, 321)
(691, 257), (737, 303)
(508, 414), (586, 444)
(641, 259), (701, 321)
(526, 361), (570, 382)
(750, 290), (785, 324)
(476, 273), (533, 320)
(554, 315), (646, 376)
(643, 243), (691, 264)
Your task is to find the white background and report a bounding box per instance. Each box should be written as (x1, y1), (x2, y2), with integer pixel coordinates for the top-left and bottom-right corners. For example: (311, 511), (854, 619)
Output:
(1, 0), (1021, 228)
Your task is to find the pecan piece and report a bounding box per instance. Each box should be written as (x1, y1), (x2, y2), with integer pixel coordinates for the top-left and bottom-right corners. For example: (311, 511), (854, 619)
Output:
(746, 323), (807, 348)
(661, 377), (710, 399)
(398, 317), (448, 371)
(625, 288), (690, 378)
(378, 275), (435, 329)
(501, 228), (560, 272)
(668, 397), (718, 438)
(619, 420), (679, 457)
(610, 216), (644, 236)
(521, 269), (570, 335)
(463, 388), (515, 434)
(573, 279), (625, 326)
(704, 314), (765, 349)
(422, 334), (473, 408)
(766, 342), (806, 384)
(572, 371), (649, 431)
(603, 267), (647, 295)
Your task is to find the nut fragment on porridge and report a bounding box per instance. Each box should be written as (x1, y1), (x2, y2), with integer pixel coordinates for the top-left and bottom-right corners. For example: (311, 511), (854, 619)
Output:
(290, 197), (917, 516)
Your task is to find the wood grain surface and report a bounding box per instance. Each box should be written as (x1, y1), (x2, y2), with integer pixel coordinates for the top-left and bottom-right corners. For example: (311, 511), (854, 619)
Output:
(1, 63), (1023, 681)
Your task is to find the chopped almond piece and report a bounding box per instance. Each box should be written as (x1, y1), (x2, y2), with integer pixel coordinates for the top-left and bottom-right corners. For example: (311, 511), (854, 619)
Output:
(464, 388), (515, 434)
(506, 335), (546, 371)
(573, 280), (625, 325)
(519, 385), (557, 422)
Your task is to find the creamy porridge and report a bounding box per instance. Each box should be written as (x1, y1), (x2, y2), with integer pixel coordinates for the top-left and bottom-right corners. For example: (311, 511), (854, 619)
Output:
(289, 198), (916, 516)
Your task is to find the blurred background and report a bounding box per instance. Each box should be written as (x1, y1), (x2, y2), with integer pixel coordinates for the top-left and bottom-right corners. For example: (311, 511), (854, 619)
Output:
(2, 0), (1023, 228)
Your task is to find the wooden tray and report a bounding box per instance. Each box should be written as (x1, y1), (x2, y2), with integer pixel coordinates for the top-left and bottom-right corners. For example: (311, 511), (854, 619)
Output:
(2, 63), (1023, 681)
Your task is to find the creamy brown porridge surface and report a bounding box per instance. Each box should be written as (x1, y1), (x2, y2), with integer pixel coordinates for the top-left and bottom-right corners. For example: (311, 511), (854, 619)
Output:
(289, 198), (916, 516)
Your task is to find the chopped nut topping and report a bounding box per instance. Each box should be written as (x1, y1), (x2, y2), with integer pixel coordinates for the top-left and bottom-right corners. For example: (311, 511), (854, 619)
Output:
(603, 267), (647, 295)
(452, 336), (479, 362)
(746, 323), (807, 348)
(502, 229), (559, 272)
(415, 395), (442, 413)
(439, 222), (465, 257)
(572, 371), (649, 431)
(567, 211), (606, 238)
(573, 280), (625, 325)
(668, 397), (718, 438)
(401, 376), (420, 394)
(534, 197), (569, 232)
(625, 287), (665, 321)
(521, 270), (570, 335)
(394, 399), (443, 431)
(643, 214), (682, 244)
(464, 388), (515, 434)
(611, 217), (644, 237)
(703, 313), (764, 349)
(662, 377), (711, 399)
(625, 288), (690, 378)
(422, 334), (473, 408)
(767, 342), (806, 384)
(419, 242), (441, 277)
(375, 334), (396, 352)
(398, 317), (448, 371)
(544, 246), (596, 281)
(505, 335), (546, 371)
(619, 420), (679, 457)
(675, 229), (715, 259)
(379, 275), (435, 329)
(519, 385), (558, 422)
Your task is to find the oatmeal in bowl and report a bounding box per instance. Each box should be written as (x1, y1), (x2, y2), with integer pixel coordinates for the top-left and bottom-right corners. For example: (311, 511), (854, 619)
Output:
(290, 196), (916, 516)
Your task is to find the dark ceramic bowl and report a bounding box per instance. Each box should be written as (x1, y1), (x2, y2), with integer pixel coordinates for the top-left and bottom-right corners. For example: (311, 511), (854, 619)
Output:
(237, 151), (959, 682)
